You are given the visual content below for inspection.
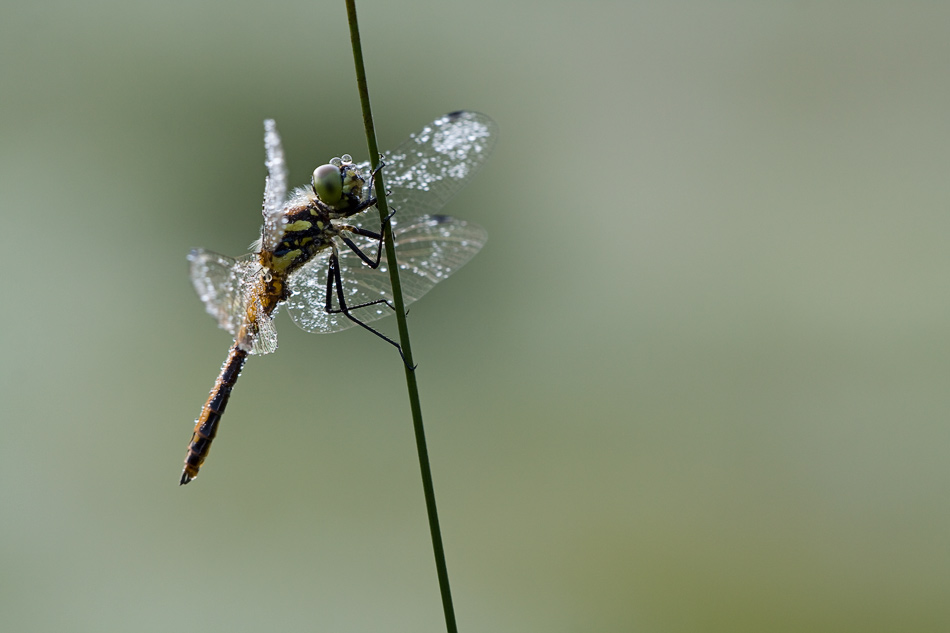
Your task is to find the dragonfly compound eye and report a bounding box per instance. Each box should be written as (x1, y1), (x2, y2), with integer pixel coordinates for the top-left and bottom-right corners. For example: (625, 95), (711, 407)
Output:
(312, 164), (343, 205)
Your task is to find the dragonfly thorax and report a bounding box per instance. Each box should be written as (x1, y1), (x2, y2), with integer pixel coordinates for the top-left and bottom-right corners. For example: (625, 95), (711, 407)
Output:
(263, 200), (339, 276)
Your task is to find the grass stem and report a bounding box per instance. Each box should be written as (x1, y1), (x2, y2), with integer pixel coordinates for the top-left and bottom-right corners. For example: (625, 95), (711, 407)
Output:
(345, 3), (459, 632)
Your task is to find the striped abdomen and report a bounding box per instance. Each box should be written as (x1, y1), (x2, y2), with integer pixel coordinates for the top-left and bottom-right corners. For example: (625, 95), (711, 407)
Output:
(180, 343), (248, 485)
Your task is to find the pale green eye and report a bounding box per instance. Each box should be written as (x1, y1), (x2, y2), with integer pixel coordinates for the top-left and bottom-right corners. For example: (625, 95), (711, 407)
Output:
(312, 164), (343, 204)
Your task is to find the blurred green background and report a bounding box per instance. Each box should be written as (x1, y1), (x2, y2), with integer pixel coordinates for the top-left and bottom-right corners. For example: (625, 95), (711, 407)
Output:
(2, 1), (949, 631)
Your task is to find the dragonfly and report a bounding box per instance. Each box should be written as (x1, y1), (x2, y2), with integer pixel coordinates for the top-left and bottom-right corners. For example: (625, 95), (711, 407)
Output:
(181, 111), (497, 485)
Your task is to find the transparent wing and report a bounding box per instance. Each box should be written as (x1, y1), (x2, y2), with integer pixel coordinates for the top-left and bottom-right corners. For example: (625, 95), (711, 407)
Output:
(357, 111), (497, 218)
(261, 119), (288, 251)
(282, 249), (342, 333)
(248, 307), (278, 356)
(284, 215), (488, 334)
(188, 249), (255, 336)
(188, 249), (278, 355)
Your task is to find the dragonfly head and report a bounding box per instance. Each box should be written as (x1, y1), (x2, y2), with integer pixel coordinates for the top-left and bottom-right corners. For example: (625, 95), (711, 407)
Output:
(312, 154), (366, 214)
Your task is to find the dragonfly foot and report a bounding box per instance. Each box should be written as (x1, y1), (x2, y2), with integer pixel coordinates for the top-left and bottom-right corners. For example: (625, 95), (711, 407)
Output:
(396, 347), (417, 371)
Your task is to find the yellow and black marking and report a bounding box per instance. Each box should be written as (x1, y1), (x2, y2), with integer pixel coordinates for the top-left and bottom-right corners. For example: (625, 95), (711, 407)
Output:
(262, 203), (338, 276)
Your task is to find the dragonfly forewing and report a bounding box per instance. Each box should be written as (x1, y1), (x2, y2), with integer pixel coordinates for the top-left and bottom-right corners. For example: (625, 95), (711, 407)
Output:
(261, 119), (289, 252)
(361, 111), (497, 218)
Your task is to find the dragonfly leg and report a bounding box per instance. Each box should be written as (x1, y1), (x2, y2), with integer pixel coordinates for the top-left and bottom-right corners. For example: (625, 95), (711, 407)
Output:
(338, 198), (396, 262)
(367, 158), (395, 199)
(364, 156), (387, 197)
(370, 156), (386, 178)
(337, 229), (382, 266)
(324, 248), (414, 369)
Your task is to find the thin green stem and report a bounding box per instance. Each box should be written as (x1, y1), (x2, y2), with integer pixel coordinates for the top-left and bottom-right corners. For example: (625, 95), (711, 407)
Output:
(344, 3), (459, 633)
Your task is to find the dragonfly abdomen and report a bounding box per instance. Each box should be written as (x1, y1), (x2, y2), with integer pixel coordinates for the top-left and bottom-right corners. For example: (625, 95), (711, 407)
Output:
(180, 344), (248, 485)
